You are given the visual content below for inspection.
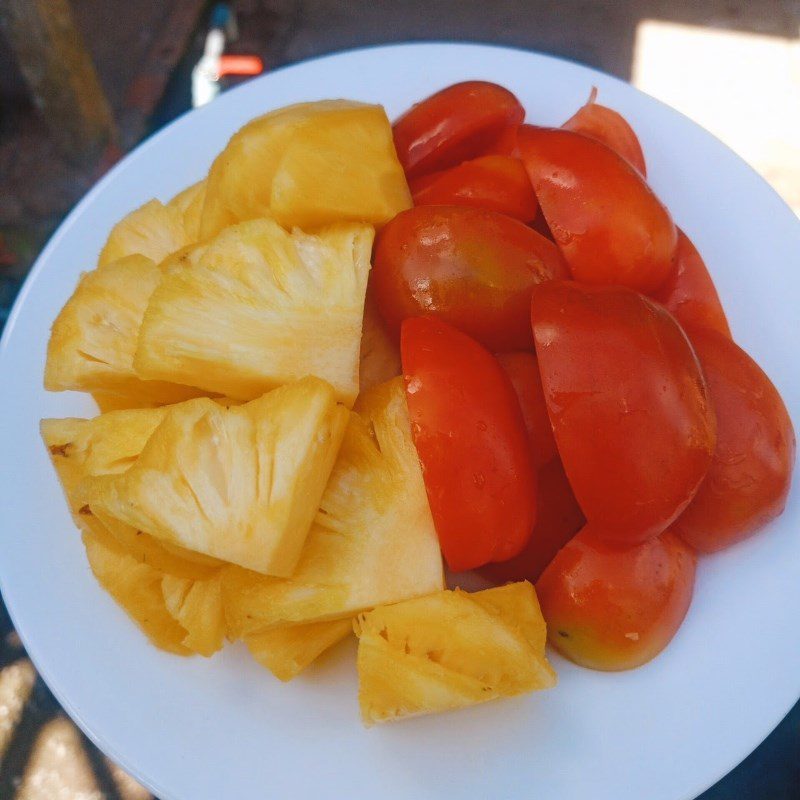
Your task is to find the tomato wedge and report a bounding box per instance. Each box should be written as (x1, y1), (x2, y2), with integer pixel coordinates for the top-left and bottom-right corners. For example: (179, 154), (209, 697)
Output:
(518, 126), (677, 292)
(393, 81), (525, 178)
(672, 329), (795, 552)
(537, 526), (696, 671)
(532, 281), (716, 544)
(401, 316), (536, 571)
(652, 229), (731, 339)
(373, 205), (568, 350)
(410, 155), (538, 222)
(562, 88), (647, 176)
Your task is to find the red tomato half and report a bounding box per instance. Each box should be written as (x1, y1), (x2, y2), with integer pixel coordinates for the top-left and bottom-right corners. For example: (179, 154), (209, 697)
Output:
(373, 205), (568, 351)
(496, 351), (557, 468)
(480, 458), (585, 585)
(518, 126), (677, 293)
(537, 526), (696, 671)
(532, 281), (717, 544)
(393, 81), (525, 178)
(401, 317), (537, 571)
(410, 155), (538, 222)
(672, 329), (795, 552)
(562, 88), (647, 176)
(652, 229), (731, 339)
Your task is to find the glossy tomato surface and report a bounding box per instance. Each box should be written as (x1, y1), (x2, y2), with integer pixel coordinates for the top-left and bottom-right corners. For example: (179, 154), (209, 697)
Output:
(672, 329), (795, 552)
(532, 281), (716, 544)
(496, 351), (557, 468)
(410, 155), (538, 221)
(536, 526), (696, 671)
(480, 458), (585, 585)
(401, 316), (536, 571)
(519, 126), (677, 292)
(392, 81), (525, 178)
(562, 88), (647, 175)
(653, 229), (731, 339)
(373, 205), (567, 350)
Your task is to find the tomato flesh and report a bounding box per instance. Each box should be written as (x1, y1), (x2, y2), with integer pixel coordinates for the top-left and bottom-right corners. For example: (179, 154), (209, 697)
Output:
(518, 126), (677, 292)
(401, 316), (537, 571)
(410, 155), (538, 222)
(672, 328), (795, 552)
(536, 526), (696, 671)
(532, 281), (716, 544)
(393, 81), (525, 179)
(373, 205), (568, 351)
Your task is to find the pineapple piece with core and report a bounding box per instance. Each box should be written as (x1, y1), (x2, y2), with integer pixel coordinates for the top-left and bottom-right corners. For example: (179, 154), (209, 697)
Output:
(162, 572), (225, 657)
(221, 377), (443, 636)
(355, 582), (557, 725)
(244, 619), (352, 682)
(98, 199), (190, 268)
(45, 254), (204, 404)
(135, 218), (372, 406)
(83, 377), (349, 576)
(167, 180), (206, 243)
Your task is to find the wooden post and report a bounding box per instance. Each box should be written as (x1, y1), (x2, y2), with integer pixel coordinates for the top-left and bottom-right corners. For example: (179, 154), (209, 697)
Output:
(0, 0), (117, 165)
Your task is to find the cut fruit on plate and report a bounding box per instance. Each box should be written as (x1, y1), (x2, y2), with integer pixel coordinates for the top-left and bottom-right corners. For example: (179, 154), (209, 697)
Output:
(44, 254), (205, 405)
(358, 283), (401, 394)
(222, 377), (444, 635)
(354, 582), (556, 725)
(200, 100), (411, 238)
(167, 180), (207, 244)
(162, 572), (226, 657)
(134, 218), (373, 406)
(83, 377), (349, 577)
(244, 619), (353, 682)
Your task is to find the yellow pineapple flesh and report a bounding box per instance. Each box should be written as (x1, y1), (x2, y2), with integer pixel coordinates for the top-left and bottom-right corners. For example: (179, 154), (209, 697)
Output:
(83, 377), (349, 576)
(98, 199), (190, 267)
(45, 254), (205, 405)
(221, 377), (443, 636)
(134, 218), (373, 405)
(355, 582), (557, 725)
(244, 619), (352, 682)
(162, 572), (225, 657)
(359, 282), (401, 394)
(167, 180), (206, 243)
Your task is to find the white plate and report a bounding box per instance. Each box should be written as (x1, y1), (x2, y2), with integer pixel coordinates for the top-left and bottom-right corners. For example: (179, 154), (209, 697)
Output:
(0, 42), (798, 800)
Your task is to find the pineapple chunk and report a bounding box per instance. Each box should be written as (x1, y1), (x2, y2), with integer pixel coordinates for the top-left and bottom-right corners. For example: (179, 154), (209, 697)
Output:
(221, 377), (443, 636)
(359, 283), (401, 394)
(162, 572), (225, 657)
(354, 583), (557, 725)
(244, 619), (352, 682)
(200, 100), (410, 238)
(98, 199), (190, 267)
(83, 377), (349, 576)
(134, 218), (372, 405)
(167, 180), (206, 243)
(83, 527), (190, 656)
(44, 254), (205, 404)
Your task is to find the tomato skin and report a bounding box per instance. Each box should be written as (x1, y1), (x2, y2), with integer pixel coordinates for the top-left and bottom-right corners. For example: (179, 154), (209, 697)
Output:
(672, 329), (795, 553)
(532, 281), (716, 544)
(480, 458), (585, 585)
(536, 526), (696, 671)
(652, 230), (731, 339)
(373, 205), (568, 351)
(401, 316), (537, 571)
(562, 88), (647, 176)
(518, 126), (677, 293)
(410, 155), (538, 222)
(393, 81), (525, 179)
(495, 351), (557, 468)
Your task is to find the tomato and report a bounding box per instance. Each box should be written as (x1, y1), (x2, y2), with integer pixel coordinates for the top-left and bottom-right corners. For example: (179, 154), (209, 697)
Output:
(480, 458), (585, 585)
(393, 81), (525, 178)
(485, 123), (521, 157)
(562, 88), (647, 176)
(652, 229), (731, 339)
(373, 206), (568, 350)
(672, 329), (795, 553)
(410, 155), (538, 222)
(536, 526), (696, 671)
(495, 351), (557, 468)
(518, 126), (677, 293)
(401, 316), (536, 571)
(532, 281), (716, 544)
